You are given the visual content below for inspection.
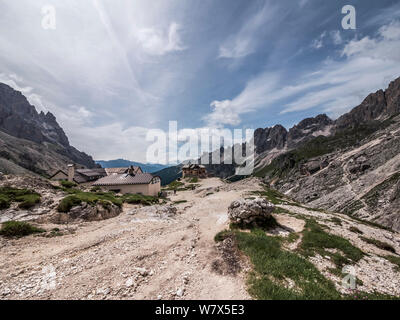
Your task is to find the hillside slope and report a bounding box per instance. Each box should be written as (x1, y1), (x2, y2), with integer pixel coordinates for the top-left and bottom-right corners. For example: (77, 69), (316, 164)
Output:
(255, 77), (400, 231)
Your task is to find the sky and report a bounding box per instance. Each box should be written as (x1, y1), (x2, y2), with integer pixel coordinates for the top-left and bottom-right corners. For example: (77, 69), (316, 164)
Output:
(1, 0), (400, 163)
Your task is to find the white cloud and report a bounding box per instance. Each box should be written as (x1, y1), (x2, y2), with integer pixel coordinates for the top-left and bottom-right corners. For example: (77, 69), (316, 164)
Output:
(311, 31), (326, 49)
(206, 20), (400, 125)
(342, 21), (400, 62)
(135, 22), (186, 56)
(204, 73), (283, 127)
(331, 30), (343, 45)
(283, 20), (400, 115)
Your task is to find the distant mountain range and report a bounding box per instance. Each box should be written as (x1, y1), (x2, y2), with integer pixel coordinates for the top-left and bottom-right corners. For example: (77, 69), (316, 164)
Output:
(96, 159), (170, 173)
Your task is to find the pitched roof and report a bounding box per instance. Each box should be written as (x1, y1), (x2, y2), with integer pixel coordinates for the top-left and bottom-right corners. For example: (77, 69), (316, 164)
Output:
(182, 164), (206, 170)
(76, 168), (107, 177)
(50, 167), (107, 184)
(105, 167), (142, 175)
(92, 173), (155, 186)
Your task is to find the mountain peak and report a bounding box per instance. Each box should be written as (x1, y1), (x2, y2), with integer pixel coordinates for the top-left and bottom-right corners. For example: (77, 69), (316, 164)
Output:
(0, 82), (97, 173)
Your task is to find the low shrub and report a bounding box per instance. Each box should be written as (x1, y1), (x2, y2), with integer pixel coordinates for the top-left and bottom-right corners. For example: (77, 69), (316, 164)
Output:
(360, 236), (396, 253)
(349, 226), (363, 234)
(0, 194), (10, 209)
(385, 255), (400, 271)
(90, 186), (101, 192)
(122, 194), (158, 206)
(173, 200), (187, 204)
(60, 180), (77, 188)
(0, 187), (40, 210)
(57, 195), (82, 212)
(16, 194), (41, 209)
(0, 221), (45, 237)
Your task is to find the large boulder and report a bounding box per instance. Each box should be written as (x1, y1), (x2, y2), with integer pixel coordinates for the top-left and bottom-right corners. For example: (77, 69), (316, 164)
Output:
(228, 197), (274, 226)
(51, 201), (121, 223)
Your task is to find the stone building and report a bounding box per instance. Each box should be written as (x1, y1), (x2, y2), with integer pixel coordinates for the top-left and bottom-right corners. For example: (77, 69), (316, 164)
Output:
(182, 163), (207, 178)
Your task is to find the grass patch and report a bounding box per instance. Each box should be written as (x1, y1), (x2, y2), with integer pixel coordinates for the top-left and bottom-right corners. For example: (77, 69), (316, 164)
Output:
(330, 217), (343, 226)
(43, 228), (63, 238)
(349, 226), (363, 234)
(173, 200), (188, 204)
(122, 194), (158, 206)
(233, 229), (341, 299)
(385, 255), (400, 271)
(214, 230), (235, 242)
(286, 232), (300, 244)
(57, 195), (83, 212)
(57, 191), (124, 213)
(0, 194), (10, 209)
(0, 221), (45, 237)
(0, 187), (41, 210)
(299, 220), (364, 270)
(57, 191), (158, 212)
(342, 200), (365, 215)
(188, 177), (199, 183)
(360, 236), (396, 253)
(362, 172), (400, 209)
(16, 193), (41, 209)
(345, 290), (399, 300)
(345, 214), (393, 232)
(273, 207), (292, 214)
(60, 180), (77, 188)
(164, 180), (185, 190)
(252, 188), (286, 205)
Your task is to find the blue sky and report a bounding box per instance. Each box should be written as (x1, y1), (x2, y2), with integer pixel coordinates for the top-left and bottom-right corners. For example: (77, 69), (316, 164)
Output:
(1, 0), (400, 162)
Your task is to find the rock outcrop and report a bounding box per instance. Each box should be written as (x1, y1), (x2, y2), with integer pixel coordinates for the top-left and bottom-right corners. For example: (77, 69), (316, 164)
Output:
(52, 202), (121, 223)
(288, 114), (333, 148)
(335, 77), (400, 130)
(0, 83), (98, 175)
(228, 197), (274, 226)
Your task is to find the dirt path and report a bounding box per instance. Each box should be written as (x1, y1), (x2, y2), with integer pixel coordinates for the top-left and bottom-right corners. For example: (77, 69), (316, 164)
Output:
(0, 178), (260, 300)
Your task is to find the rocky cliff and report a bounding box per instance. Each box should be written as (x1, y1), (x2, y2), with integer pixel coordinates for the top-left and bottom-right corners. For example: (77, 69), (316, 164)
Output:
(255, 77), (400, 231)
(0, 83), (97, 175)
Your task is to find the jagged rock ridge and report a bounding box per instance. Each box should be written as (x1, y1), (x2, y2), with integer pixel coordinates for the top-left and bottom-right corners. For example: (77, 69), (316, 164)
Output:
(0, 83), (98, 175)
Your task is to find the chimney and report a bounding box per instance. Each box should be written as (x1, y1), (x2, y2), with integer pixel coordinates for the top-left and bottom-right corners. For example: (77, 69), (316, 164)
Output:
(67, 164), (75, 182)
(128, 165), (135, 176)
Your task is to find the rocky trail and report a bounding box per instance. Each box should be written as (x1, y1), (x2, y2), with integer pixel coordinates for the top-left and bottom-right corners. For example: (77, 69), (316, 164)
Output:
(0, 178), (257, 300)
(1, 177), (400, 300)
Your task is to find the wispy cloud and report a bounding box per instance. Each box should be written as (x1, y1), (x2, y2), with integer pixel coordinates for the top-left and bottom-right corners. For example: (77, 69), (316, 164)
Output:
(218, 2), (278, 59)
(206, 19), (400, 126)
(311, 31), (327, 49)
(135, 22), (186, 56)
